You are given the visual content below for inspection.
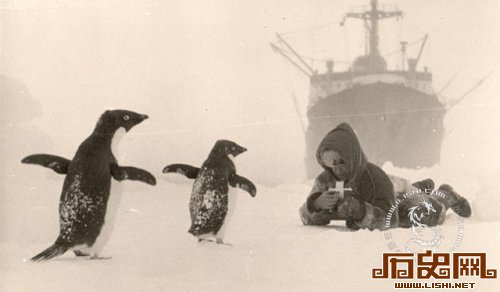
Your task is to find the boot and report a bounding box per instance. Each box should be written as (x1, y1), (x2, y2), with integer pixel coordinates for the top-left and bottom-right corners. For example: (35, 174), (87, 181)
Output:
(436, 184), (472, 218)
(411, 178), (435, 191)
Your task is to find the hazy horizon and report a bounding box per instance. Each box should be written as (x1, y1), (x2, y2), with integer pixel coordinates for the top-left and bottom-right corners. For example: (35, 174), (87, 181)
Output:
(2, 0), (499, 185)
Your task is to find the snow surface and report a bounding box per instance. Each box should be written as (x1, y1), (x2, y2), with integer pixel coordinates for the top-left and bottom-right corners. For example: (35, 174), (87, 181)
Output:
(1, 173), (500, 292)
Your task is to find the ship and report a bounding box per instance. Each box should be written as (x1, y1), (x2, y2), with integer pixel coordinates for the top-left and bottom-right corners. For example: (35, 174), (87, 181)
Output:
(272, 0), (448, 178)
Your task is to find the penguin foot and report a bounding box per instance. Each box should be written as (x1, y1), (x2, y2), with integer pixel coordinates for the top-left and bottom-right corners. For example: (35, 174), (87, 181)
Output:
(216, 238), (232, 246)
(198, 238), (219, 244)
(197, 238), (232, 246)
(198, 238), (213, 243)
(90, 255), (112, 260)
(74, 250), (90, 257)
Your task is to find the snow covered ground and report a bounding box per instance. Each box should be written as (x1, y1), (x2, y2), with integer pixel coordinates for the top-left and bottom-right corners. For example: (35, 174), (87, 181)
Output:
(1, 171), (499, 292)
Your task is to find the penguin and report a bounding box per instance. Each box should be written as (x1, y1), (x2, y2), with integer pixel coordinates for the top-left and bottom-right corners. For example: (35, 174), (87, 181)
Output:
(163, 140), (256, 245)
(22, 109), (156, 261)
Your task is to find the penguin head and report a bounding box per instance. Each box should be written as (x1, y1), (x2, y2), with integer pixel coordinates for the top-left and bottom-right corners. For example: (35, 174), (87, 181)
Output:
(95, 109), (149, 134)
(211, 139), (247, 158)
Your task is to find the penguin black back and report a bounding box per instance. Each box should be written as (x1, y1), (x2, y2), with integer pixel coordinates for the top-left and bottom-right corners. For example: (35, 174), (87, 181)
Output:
(26, 109), (155, 261)
(163, 139), (256, 244)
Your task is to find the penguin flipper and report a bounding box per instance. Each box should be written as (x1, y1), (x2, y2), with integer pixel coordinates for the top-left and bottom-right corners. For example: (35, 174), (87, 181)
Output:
(162, 164), (200, 179)
(111, 165), (157, 185)
(21, 154), (71, 174)
(229, 174), (257, 197)
(113, 166), (157, 185)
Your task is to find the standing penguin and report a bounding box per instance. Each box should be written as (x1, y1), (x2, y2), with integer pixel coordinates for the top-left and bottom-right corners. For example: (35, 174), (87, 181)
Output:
(163, 140), (256, 244)
(22, 110), (156, 261)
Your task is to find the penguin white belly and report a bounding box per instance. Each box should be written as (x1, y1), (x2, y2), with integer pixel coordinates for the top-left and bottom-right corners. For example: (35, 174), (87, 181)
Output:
(215, 188), (237, 241)
(91, 180), (123, 257)
(90, 127), (126, 257)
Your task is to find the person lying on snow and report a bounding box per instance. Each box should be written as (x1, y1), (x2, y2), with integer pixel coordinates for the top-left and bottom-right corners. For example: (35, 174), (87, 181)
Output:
(299, 123), (471, 231)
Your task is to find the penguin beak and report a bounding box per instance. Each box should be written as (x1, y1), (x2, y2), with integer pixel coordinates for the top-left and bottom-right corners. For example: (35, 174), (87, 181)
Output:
(232, 146), (247, 157)
(124, 114), (148, 132)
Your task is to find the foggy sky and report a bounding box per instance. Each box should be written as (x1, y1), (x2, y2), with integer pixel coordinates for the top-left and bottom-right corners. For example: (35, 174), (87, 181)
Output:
(1, 0), (499, 184)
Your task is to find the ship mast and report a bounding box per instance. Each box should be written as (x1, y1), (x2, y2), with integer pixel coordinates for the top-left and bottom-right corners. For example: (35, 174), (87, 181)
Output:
(345, 0), (402, 58)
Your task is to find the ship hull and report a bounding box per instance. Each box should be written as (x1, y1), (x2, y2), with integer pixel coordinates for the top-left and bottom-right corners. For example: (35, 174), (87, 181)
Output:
(305, 83), (446, 178)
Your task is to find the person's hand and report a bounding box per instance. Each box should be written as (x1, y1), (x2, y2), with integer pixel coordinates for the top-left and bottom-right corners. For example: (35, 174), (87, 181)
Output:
(336, 195), (365, 221)
(313, 191), (343, 210)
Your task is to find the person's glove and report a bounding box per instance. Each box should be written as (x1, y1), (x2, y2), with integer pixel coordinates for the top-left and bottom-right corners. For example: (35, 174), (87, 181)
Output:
(336, 195), (366, 221)
(313, 191), (343, 211)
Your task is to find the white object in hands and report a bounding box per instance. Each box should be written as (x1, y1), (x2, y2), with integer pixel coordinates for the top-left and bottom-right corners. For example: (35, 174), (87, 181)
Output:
(329, 181), (352, 198)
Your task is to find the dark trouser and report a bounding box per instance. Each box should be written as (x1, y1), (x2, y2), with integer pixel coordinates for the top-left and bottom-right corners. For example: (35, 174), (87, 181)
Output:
(389, 176), (471, 228)
(396, 193), (447, 228)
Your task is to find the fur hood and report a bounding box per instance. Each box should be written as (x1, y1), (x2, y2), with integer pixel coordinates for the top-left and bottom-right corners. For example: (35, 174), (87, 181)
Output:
(315, 123), (368, 186)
